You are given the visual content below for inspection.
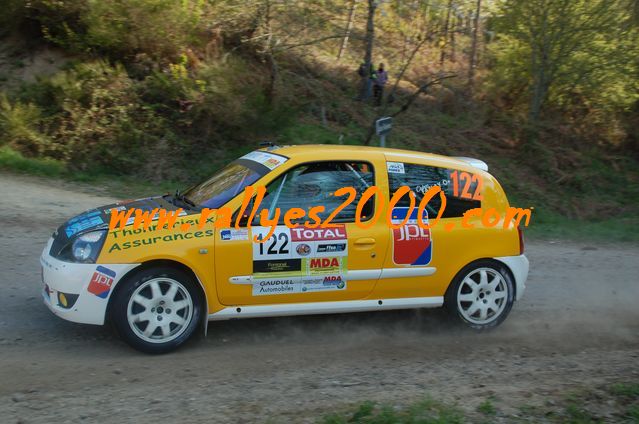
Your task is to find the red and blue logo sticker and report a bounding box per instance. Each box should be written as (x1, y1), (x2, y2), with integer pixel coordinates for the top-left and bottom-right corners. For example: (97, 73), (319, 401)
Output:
(391, 207), (432, 266)
(87, 266), (116, 298)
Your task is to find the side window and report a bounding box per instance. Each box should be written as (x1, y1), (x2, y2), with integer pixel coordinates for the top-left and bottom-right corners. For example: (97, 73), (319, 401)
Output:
(387, 162), (480, 218)
(255, 161), (374, 224)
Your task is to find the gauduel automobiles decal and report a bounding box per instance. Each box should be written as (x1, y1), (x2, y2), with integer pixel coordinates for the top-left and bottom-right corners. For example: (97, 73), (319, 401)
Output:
(250, 225), (348, 295)
(392, 207), (432, 266)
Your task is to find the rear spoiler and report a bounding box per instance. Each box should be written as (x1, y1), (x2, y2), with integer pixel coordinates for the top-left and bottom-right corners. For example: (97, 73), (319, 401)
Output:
(453, 157), (488, 172)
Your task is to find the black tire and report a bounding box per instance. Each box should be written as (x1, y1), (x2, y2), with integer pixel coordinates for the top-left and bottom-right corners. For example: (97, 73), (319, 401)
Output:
(110, 266), (203, 354)
(444, 259), (514, 330)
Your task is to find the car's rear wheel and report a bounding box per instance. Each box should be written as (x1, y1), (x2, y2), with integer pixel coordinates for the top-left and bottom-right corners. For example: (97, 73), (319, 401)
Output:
(445, 260), (514, 329)
(110, 267), (203, 354)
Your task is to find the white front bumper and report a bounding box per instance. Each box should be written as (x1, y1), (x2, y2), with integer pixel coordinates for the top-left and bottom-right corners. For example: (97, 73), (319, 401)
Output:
(41, 238), (139, 325)
(495, 254), (529, 301)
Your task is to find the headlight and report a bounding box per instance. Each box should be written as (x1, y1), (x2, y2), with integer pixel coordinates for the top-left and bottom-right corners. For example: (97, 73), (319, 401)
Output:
(70, 230), (107, 263)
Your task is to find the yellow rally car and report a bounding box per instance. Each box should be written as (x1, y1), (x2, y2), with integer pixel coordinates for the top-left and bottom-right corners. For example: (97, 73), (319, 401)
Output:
(41, 145), (529, 353)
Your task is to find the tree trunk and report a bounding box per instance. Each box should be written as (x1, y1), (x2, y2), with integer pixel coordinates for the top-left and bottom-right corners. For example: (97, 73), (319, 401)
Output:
(262, 0), (277, 105)
(467, 0), (481, 94)
(337, 0), (358, 61)
(439, 0), (453, 68)
(450, 13), (457, 62)
(528, 55), (549, 125)
(359, 0), (377, 100)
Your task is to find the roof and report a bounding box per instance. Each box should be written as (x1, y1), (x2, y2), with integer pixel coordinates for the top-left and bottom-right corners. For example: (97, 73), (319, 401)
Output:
(267, 144), (488, 173)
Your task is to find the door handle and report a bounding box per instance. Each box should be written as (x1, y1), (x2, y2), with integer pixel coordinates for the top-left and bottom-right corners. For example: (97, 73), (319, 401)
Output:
(354, 237), (376, 246)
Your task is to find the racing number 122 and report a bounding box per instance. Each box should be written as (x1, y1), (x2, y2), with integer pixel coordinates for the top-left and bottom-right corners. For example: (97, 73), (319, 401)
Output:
(256, 232), (290, 255)
(450, 170), (483, 201)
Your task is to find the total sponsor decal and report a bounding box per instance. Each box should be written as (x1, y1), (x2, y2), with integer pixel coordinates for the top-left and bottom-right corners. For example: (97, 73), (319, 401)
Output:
(290, 226), (347, 242)
(249, 225), (348, 295)
(391, 207), (432, 266)
(87, 266), (116, 298)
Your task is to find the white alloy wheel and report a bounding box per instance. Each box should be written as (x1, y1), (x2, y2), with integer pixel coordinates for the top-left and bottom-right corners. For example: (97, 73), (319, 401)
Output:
(126, 277), (194, 344)
(456, 267), (509, 325)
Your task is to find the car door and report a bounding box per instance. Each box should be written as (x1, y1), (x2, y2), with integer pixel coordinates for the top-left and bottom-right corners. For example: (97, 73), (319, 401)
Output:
(214, 157), (389, 306)
(372, 156), (483, 299)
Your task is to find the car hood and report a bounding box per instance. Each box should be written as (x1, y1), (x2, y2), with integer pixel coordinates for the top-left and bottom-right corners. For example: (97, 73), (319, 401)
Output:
(49, 196), (185, 254)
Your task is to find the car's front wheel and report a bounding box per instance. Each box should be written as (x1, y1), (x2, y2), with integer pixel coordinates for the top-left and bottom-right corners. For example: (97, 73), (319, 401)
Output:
(445, 260), (514, 329)
(110, 267), (203, 354)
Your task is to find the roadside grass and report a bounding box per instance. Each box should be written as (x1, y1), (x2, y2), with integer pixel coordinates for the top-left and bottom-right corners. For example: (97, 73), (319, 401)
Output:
(321, 398), (463, 424)
(563, 402), (600, 423)
(609, 383), (639, 423)
(0, 145), (66, 176)
(320, 382), (639, 423)
(610, 383), (639, 397)
(476, 399), (496, 416)
(0, 146), (178, 199)
(525, 213), (639, 243)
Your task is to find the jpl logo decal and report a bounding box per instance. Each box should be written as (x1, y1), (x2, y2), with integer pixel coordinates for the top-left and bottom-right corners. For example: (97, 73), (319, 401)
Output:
(392, 207), (432, 266)
(87, 266), (116, 298)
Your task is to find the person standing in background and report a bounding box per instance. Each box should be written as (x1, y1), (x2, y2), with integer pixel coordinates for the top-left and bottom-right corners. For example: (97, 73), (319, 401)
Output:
(357, 62), (376, 101)
(373, 63), (388, 106)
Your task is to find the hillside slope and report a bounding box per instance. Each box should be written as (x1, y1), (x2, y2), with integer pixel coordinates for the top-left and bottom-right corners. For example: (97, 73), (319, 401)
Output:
(0, 0), (638, 235)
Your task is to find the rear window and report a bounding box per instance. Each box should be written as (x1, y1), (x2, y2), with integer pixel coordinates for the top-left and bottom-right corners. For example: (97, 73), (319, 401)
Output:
(387, 162), (481, 218)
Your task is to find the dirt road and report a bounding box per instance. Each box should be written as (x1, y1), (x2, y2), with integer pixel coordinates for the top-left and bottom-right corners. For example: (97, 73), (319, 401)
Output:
(0, 172), (638, 423)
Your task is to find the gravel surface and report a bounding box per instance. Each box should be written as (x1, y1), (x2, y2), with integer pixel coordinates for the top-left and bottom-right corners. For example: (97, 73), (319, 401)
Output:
(1, 172), (638, 423)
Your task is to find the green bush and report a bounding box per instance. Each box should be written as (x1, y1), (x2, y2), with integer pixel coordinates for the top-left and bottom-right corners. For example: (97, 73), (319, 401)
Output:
(82, 0), (205, 60)
(46, 60), (169, 172)
(141, 56), (294, 140)
(28, 0), (89, 51)
(0, 95), (51, 156)
(8, 61), (174, 175)
(27, 0), (206, 61)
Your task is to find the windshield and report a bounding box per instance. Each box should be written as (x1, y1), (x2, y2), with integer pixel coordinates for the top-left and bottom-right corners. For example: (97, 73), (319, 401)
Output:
(183, 150), (288, 208)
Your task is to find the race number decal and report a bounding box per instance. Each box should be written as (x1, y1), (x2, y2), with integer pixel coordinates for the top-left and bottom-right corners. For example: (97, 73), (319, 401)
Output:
(249, 225), (348, 295)
(391, 207), (432, 266)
